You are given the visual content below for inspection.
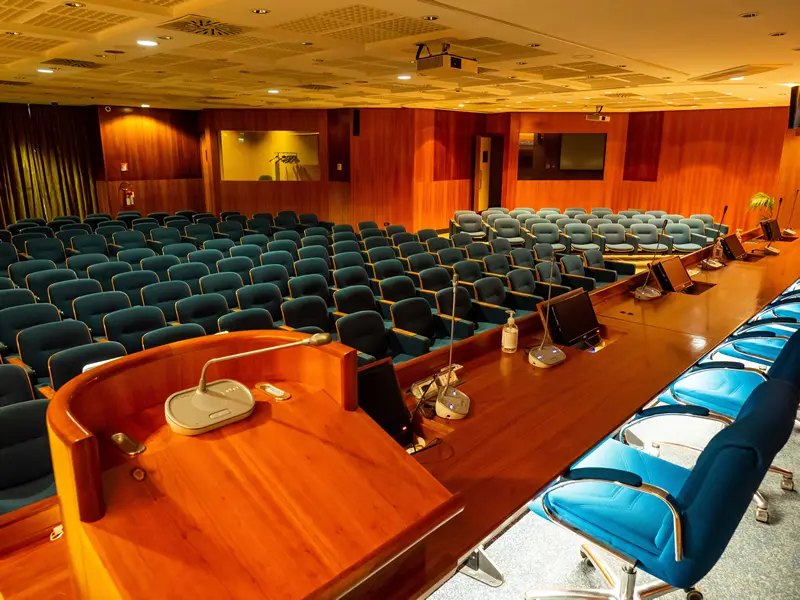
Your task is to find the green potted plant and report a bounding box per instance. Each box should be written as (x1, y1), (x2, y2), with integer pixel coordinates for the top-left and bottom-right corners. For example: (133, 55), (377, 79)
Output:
(748, 192), (775, 220)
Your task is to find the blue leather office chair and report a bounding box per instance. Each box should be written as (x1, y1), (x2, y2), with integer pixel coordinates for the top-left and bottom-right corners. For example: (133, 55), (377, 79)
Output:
(336, 310), (430, 366)
(665, 224), (704, 253)
(531, 224), (569, 253)
(526, 379), (798, 600)
(47, 278), (102, 319)
(218, 308), (275, 332)
(48, 342), (126, 390)
(598, 224), (638, 253)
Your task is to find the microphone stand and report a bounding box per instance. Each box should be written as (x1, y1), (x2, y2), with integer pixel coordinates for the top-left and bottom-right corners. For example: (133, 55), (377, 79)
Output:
(167, 333), (332, 435)
(783, 189), (798, 236)
(435, 273), (471, 419)
(528, 248), (566, 367)
(634, 219), (666, 300)
(763, 198), (782, 256)
(702, 205), (727, 270)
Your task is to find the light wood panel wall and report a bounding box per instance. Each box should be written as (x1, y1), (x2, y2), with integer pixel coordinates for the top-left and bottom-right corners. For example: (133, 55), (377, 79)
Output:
(506, 108), (789, 230)
(623, 112), (663, 182)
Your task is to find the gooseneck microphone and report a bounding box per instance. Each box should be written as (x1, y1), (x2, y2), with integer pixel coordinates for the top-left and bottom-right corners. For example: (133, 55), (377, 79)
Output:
(528, 248), (566, 368)
(785, 190), (799, 236)
(717, 205), (728, 236)
(702, 206), (728, 270)
(435, 273), (471, 419)
(634, 219), (666, 300)
(166, 333), (332, 435)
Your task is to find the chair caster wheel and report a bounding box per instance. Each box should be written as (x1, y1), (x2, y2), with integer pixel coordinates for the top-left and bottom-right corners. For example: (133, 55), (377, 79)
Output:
(755, 508), (770, 523)
(780, 476), (794, 492)
(579, 550), (594, 569)
(686, 589), (703, 600)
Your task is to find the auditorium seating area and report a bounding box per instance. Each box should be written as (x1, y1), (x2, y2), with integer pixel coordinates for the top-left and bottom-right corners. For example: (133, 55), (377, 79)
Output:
(1, 208), (638, 394)
(451, 207), (730, 256)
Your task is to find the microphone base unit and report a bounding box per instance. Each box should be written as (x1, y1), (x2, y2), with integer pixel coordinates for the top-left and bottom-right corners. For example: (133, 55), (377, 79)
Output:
(435, 386), (471, 420)
(634, 285), (662, 301)
(528, 345), (566, 368)
(763, 246), (781, 256)
(700, 258), (724, 271)
(165, 379), (256, 436)
(783, 228), (796, 236)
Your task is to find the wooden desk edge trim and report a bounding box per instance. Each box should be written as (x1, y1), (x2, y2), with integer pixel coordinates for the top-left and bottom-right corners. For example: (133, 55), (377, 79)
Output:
(0, 496), (61, 556)
(314, 495), (464, 600)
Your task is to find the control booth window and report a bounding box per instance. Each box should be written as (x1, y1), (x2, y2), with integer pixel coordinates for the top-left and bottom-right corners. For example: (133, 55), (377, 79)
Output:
(518, 133), (607, 181)
(220, 130), (321, 181)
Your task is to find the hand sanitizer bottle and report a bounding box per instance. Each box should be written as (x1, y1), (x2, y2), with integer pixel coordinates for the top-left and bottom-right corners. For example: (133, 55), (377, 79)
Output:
(502, 310), (518, 354)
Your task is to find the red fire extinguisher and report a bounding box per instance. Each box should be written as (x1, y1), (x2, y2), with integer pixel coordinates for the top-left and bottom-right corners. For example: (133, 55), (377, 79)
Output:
(120, 182), (135, 207)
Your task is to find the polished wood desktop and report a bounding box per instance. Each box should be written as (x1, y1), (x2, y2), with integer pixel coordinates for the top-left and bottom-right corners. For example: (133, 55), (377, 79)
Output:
(345, 236), (800, 599)
(45, 331), (460, 600)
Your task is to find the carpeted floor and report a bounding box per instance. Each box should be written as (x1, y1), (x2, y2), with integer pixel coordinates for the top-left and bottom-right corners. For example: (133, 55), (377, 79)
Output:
(430, 414), (800, 600)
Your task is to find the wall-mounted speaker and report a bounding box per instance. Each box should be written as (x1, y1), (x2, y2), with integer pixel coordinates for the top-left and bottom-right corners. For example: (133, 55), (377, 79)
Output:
(789, 86), (799, 130)
(353, 109), (360, 137)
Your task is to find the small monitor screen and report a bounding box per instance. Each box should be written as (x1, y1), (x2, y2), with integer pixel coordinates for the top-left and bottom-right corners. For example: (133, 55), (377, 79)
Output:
(549, 290), (600, 346)
(761, 219), (781, 241)
(356, 360), (413, 447)
(657, 256), (693, 293)
(721, 233), (746, 260)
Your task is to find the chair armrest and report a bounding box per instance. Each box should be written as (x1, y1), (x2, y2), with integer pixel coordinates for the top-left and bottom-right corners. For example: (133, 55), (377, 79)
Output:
(509, 290), (544, 311)
(624, 234), (640, 252)
(419, 288), (438, 310)
(604, 260), (636, 276)
(558, 234), (572, 253)
(705, 227), (721, 240)
(356, 352), (376, 367)
(660, 234), (674, 251)
(389, 328), (431, 357)
(584, 266), (618, 283)
(564, 467), (642, 488)
(488, 227), (498, 241)
(65, 248), (80, 257)
(37, 385), (56, 400)
(405, 270), (422, 288)
(548, 469), (683, 562)
(108, 244), (123, 255)
(591, 233), (606, 252)
(6, 356), (33, 374)
(213, 232), (231, 239)
(485, 273), (509, 286)
(691, 233), (709, 246)
(534, 281), (571, 299)
(436, 314), (475, 339)
(730, 330), (777, 340)
(180, 236), (199, 247)
(562, 273), (596, 292)
(714, 223), (730, 235)
(147, 241), (165, 253)
(691, 360), (749, 371)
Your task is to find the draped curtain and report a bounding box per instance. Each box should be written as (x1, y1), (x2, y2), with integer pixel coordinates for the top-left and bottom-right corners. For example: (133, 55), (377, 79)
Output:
(0, 103), (100, 226)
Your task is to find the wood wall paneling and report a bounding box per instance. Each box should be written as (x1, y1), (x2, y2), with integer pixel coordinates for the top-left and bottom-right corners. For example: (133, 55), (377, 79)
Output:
(95, 179), (206, 217)
(327, 109), (352, 183)
(776, 128), (800, 229)
(433, 110), (484, 181)
(98, 107), (202, 181)
(623, 111), (664, 182)
(507, 108), (788, 230)
(350, 108), (415, 227)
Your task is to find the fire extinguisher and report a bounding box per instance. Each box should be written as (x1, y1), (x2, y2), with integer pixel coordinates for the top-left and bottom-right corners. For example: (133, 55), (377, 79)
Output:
(120, 182), (135, 207)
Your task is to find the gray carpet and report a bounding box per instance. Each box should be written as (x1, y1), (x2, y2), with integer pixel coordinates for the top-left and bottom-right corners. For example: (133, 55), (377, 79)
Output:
(430, 414), (800, 600)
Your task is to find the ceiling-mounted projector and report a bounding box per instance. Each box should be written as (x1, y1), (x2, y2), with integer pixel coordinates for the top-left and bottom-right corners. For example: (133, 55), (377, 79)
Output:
(586, 106), (610, 122)
(415, 42), (478, 76)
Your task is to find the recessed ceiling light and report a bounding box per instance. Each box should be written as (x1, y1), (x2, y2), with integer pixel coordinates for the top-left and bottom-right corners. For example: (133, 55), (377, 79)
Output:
(539, 108), (544, 111)
(529, 96), (536, 99)
(506, 104), (511, 107)
(566, 101), (572, 104)
(137, 40), (158, 47)
(516, 101), (521, 104)
(106, 49), (125, 54)
(768, 102), (774, 105)
(267, 89), (279, 94)
(158, 36), (173, 40)
(573, 54), (594, 59)
(141, 104), (150, 108)
(64, 2), (85, 6)
(769, 32), (786, 37)
(95, 54), (106, 58)
(5, 31), (21, 36)
(739, 12), (758, 18)
(422, 15), (438, 21)
(604, 91), (612, 94)
(667, 101), (673, 104)
(693, 97), (700, 100)
(725, 92), (733, 95)
(458, 104), (464, 107)
(747, 97), (755, 100)
(717, 102), (723, 104)
(397, 75), (411, 80)
(527, 43), (541, 48)
(639, 97), (646, 100)
(666, 92), (673, 95)
(300, 42), (313, 46)
(691, 105), (697, 108)
(37, 68), (54, 74)
(781, 83), (799, 87)
(730, 76), (745, 81)
(626, 108), (631, 111)
(516, 61), (527, 65)
(584, 96), (590, 99)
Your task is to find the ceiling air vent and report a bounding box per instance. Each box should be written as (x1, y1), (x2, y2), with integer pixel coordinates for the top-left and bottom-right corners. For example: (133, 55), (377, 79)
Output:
(42, 58), (104, 69)
(605, 92), (638, 98)
(296, 84), (337, 91)
(158, 15), (253, 37)
(690, 64), (788, 83)
(0, 80), (31, 86)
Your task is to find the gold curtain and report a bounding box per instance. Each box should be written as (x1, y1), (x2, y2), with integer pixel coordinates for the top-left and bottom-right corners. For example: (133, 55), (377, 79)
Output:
(0, 103), (100, 226)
